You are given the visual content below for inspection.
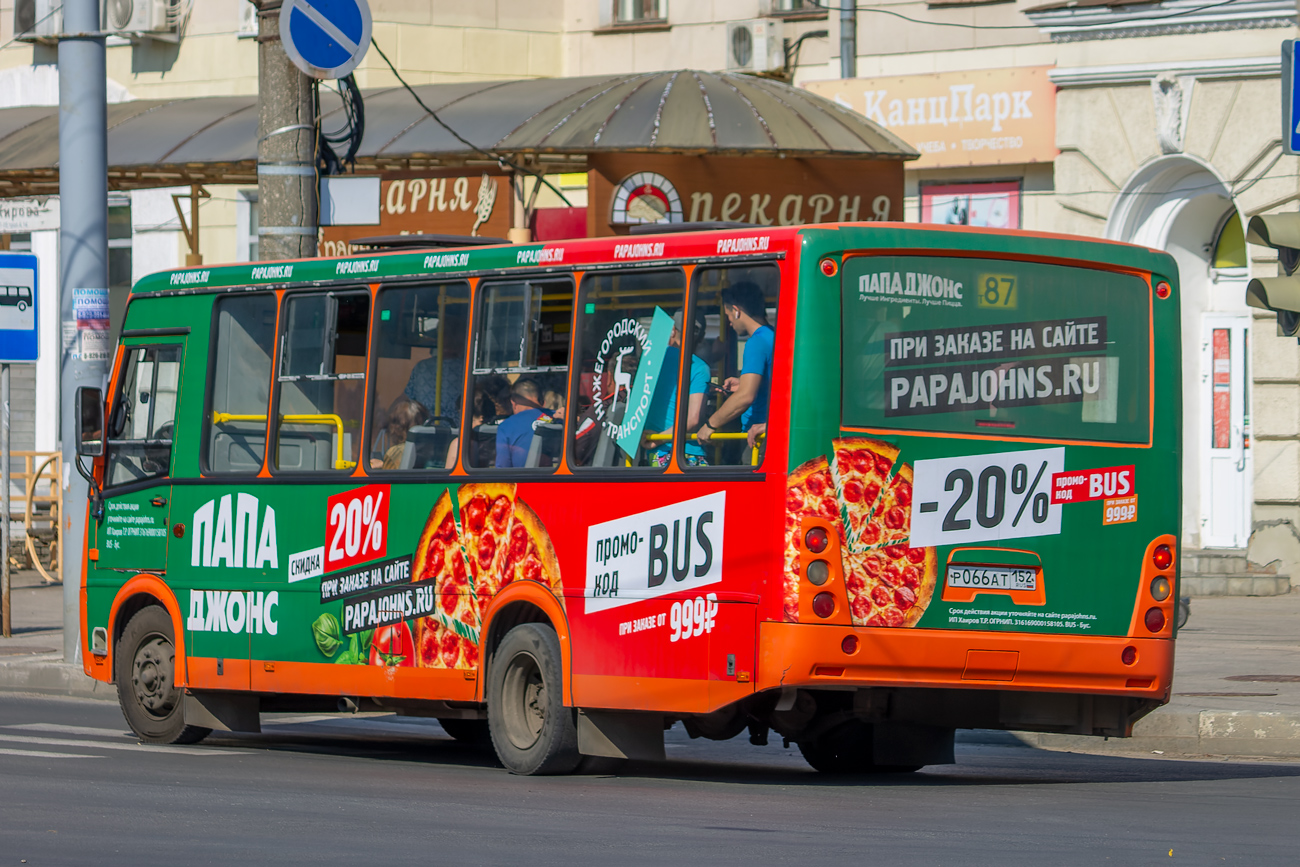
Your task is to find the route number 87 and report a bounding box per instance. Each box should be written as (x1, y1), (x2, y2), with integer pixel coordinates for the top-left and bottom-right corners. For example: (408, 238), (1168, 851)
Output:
(977, 274), (1017, 309)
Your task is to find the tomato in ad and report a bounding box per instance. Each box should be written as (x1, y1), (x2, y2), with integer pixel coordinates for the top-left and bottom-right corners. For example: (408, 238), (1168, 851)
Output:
(369, 622), (415, 667)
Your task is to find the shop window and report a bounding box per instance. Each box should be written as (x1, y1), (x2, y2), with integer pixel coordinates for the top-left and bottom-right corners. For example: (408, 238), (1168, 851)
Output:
(108, 201), (133, 344)
(615, 0), (665, 23)
(770, 0), (823, 14)
(105, 346), (181, 487)
(570, 270), (688, 470)
(685, 264), (781, 469)
(466, 279), (573, 470)
(370, 281), (471, 471)
(237, 192), (260, 263)
(274, 291), (370, 472)
(205, 294), (277, 474)
(1212, 212), (1246, 270)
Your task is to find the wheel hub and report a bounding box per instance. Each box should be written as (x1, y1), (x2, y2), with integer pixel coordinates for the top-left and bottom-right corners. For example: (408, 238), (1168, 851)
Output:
(132, 635), (177, 718)
(501, 651), (546, 750)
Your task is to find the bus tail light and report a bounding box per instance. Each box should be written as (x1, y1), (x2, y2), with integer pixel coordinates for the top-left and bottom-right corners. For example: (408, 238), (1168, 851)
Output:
(812, 592), (835, 618)
(819, 258), (839, 277)
(1121, 646), (1137, 665)
(1149, 575), (1171, 602)
(804, 527), (829, 553)
(841, 635), (859, 655)
(1152, 544), (1173, 570)
(1130, 534), (1176, 638)
(1144, 607), (1166, 633)
(1155, 281), (1172, 299)
(807, 559), (830, 585)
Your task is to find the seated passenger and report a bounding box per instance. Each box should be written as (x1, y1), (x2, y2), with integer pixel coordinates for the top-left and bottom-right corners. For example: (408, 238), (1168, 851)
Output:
(495, 379), (549, 468)
(644, 310), (710, 467)
(370, 398), (428, 469)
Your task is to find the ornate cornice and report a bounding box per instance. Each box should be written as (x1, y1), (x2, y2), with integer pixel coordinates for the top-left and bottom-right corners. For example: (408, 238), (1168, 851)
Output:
(1028, 0), (1295, 43)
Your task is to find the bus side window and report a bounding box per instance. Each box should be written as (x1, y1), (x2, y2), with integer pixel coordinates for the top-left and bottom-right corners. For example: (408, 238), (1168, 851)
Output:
(204, 294), (277, 474)
(466, 279), (573, 470)
(570, 269), (688, 470)
(686, 264), (781, 468)
(274, 291), (370, 472)
(369, 281), (470, 471)
(105, 345), (182, 487)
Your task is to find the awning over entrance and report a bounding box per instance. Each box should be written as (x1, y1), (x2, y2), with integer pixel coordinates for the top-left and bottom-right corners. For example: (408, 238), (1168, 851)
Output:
(0, 71), (917, 197)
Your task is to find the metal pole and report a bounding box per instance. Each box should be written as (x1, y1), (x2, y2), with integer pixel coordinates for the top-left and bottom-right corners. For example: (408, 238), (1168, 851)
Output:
(840, 0), (857, 80)
(257, 1), (318, 261)
(58, 0), (111, 662)
(1, 364), (8, 639)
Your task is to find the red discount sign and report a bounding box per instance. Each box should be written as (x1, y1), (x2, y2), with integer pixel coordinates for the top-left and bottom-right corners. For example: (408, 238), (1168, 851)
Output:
(326, 484), (389, 571)
(1050, 466), (1135, 504)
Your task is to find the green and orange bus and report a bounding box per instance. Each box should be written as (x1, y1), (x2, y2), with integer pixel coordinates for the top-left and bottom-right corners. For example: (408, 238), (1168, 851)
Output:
(77, 222), (1181, 774)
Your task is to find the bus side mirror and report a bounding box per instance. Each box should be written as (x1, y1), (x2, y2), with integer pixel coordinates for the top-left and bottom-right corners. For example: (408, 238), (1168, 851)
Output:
(76, 387), (104, 457)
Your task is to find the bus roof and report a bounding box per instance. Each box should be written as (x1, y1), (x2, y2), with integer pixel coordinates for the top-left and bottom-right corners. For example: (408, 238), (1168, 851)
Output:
(130, 223), (1175, 296)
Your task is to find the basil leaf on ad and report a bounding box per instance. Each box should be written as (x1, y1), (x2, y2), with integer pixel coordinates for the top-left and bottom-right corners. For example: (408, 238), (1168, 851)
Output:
(311, 613), (343, 657)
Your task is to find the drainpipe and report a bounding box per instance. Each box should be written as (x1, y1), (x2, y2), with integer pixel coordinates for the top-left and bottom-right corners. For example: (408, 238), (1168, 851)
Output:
(841, 1), (857, 80)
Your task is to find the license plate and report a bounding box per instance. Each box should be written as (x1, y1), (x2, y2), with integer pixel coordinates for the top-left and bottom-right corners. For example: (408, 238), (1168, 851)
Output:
(946, 566), (1037, 591)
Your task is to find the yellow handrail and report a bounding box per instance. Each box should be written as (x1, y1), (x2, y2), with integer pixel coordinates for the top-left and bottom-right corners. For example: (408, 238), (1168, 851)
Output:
(643, 431), (765, 466)
(212, 412), (356, 470)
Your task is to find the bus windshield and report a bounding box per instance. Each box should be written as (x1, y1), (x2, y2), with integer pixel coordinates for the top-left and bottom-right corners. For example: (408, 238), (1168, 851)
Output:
(842, 255), (1151, 443)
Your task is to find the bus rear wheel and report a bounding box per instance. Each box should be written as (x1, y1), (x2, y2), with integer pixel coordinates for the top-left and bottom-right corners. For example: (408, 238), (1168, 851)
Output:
(115, 606), (211, 745)
(487, 623), (580, 775)
(798, 721), (921, 774)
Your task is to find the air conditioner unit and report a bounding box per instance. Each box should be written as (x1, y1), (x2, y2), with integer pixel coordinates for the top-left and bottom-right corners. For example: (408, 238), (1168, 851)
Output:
(12, 0), (63, 43)
(725, 20), (784, 74)
(102, 0), (183, 42)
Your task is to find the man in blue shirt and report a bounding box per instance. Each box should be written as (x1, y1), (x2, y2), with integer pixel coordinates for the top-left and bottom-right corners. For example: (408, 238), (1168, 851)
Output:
(495, 379), (548, 468)
(643, 310), (710, 467)
(697, 282), (773, 457)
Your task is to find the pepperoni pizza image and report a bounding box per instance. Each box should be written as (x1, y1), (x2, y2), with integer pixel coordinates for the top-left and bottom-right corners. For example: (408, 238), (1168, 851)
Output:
(784, 456), (846, 622)
(407, 483), (565, 669)
(788, 438), (937, 628)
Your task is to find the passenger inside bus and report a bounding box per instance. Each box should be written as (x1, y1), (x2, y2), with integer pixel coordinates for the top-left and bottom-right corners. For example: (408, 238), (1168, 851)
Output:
(496, 379), (552, 468)
(643, 310), (710, 467)
(687, 266), (779, 467)
(370, 398), (429, 470)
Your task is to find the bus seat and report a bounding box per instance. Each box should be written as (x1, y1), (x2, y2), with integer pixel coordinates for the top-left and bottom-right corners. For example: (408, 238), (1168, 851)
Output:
(525, 423), (564, 468)
(404, 423), (454, 469)
(209, 425), (266, 472)
(592, 432), (623, 467)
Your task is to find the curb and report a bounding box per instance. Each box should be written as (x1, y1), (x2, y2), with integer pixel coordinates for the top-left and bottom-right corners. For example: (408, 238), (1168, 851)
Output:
(0, 656), (116, 701)
(1007, 708), (1300, 759)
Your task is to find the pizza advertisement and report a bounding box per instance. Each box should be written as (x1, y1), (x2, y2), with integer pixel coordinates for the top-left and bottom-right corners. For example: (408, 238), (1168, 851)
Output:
(307, 482), (564, 671)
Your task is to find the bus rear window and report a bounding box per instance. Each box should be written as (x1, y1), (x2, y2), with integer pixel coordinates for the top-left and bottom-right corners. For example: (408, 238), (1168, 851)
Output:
(841, 256), (1150, 443)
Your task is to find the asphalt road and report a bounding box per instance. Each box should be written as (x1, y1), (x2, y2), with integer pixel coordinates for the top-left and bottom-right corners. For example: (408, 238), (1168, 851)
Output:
(0, 694), (1297, 866)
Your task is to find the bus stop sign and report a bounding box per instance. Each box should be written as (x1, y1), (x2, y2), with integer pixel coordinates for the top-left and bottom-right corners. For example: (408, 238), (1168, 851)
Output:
(1284, 40), (1300, 155)
(0, 253), (38, 363)
(279, 0), (372, 81)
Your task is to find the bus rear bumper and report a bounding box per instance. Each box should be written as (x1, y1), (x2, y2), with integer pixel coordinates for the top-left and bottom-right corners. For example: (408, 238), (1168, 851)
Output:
(757, 621), (1173, 700)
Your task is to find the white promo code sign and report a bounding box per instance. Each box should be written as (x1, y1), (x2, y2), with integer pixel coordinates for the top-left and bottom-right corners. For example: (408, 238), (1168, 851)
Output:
(584, 492), (725, 614)
(910, 447), (1065, 547)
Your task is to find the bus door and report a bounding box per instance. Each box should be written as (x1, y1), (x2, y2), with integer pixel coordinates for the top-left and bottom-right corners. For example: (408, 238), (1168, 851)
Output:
(95, 340), (185, 573)
(1201, 314), (1251, 548)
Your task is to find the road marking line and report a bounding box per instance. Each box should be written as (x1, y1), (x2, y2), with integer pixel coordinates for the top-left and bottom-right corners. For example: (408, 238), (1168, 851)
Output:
(4, 723), (133, 738)
(0, 734), (244, 754)
(0, 747), (101, 759)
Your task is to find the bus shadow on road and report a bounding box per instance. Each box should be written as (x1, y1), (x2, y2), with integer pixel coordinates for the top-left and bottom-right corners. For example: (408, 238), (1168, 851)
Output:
(203, 718), (1300, 787)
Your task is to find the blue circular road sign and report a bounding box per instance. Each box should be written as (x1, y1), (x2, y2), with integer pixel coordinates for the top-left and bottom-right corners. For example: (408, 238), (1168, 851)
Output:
(279, 0), (372, 80)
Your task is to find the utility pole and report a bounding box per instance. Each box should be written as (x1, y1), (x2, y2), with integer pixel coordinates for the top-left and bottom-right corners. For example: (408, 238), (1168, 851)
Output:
(841, 0), (857, 80)
(58, 0), (111, 662)
(255, 1), (318, 261)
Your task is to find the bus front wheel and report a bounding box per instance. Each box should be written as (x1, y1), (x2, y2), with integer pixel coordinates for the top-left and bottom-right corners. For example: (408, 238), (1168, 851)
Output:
(487, 623), (580, 775)
(115, 606), (211, 745)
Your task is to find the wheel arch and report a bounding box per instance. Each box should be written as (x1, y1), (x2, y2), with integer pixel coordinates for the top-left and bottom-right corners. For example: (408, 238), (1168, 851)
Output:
(107, 575), (188, 686)
(478, 582), (572, 706)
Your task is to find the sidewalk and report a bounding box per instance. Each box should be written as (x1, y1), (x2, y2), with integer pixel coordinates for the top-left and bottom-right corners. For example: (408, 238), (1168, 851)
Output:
(1, 574), (1296, 758)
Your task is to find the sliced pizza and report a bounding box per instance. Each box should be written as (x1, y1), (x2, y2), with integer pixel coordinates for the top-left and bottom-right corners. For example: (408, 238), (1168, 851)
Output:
(458, 483), (518, 609)
(830, 437), (899, 550)
(410, 490), (479, 668)
(500, 499), (565, 605)
(842, 542), (937, 628)
(415, 619), (480, 670)
(871, 463), (915, 548)
(783, 456), (845, 622)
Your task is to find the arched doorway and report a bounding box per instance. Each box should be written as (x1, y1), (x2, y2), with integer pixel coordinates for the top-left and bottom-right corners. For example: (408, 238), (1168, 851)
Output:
(1107, 155), (1252, 551)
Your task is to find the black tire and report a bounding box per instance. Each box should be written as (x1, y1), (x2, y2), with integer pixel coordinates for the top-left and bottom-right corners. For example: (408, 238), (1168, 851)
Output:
(115, 606), (211, 745)
(487, 623), (580, 775)
(437, 717), (492, 747)
(1177, 597), (1191, 630)
(798, 721), (921, 774)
